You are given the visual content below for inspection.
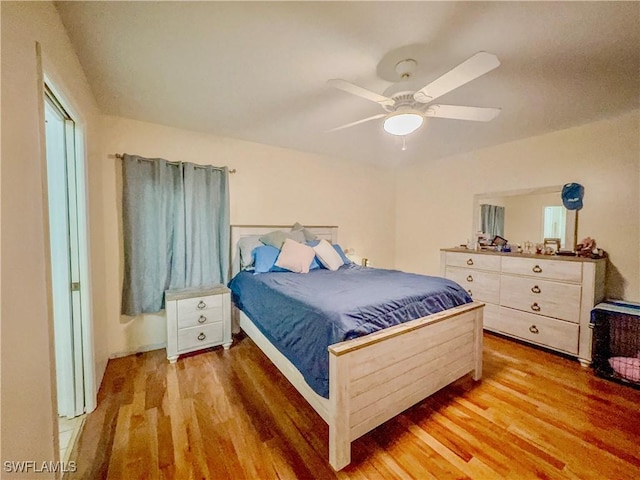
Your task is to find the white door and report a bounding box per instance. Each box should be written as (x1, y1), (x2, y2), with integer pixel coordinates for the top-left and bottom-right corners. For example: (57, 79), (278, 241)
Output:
(44, 91), (85, 418)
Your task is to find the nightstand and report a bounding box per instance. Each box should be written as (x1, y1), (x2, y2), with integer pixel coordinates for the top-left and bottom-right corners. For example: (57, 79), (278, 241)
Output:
(165, 285), (232, 363)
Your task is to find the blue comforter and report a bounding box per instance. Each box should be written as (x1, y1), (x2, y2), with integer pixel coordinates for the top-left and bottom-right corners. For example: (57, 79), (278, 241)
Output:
(229, 264), (472, 398)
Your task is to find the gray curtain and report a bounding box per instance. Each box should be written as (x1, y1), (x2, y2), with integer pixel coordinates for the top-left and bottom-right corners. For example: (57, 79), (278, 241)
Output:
(121, 155), (229, 316)
(183, 163), (230, 287)
(121, 155), (185, 315)
(480, 204), (505, 238)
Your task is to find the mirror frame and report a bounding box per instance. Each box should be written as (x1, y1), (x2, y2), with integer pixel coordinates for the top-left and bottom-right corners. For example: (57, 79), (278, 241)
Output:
(472, 185), (578, 251)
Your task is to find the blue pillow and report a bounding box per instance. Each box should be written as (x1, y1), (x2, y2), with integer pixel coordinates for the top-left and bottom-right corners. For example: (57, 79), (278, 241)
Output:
(253, 245), (282, 273)
(333, 244), (352, 264)
(305, 240), (322, 270)
(309, 256), (321, 270)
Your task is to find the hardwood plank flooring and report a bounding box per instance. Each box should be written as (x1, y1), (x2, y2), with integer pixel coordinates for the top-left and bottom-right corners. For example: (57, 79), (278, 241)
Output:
(68, 332), (640, 479)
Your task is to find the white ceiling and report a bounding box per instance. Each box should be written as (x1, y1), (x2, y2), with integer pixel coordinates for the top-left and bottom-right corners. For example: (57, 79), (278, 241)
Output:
(56, 2), (640, 167)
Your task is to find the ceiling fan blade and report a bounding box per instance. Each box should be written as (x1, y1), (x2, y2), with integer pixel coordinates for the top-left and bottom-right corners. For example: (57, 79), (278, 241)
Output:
(425, 105), (501, 122)
(413, 52), (500, 103)
(328, 79), (395, 107)
(326, 113), (387, 133)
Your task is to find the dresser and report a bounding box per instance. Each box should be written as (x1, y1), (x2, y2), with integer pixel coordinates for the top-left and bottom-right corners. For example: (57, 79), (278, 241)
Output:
(441, 249), (606, 365)
(165, 285), (232, 363)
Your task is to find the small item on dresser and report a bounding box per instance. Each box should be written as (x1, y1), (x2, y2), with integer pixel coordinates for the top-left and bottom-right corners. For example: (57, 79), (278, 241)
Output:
(535, 243), (544, 254)
(492, 235), (508, 248)
(576, 237), (604, 258)
(543, 238), (561, 255)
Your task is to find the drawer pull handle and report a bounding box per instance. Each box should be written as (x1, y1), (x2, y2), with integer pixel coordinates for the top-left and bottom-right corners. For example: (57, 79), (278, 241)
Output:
(531, 285), (541, 294)
(529, 325), (539, 334)
(467, 290), (473, 297)
(466, 258), (474, 265)
(197, 332), (207, 341)
(197, 315), (207, 324)
(531, 302), (541, 312)
(197, 301), (207, 310)
(466, 275), (473, 282)
(532, 265), (542, 273)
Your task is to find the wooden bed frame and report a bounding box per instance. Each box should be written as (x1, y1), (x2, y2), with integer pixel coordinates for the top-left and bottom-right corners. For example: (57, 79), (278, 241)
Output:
(230, 225), (484, 471)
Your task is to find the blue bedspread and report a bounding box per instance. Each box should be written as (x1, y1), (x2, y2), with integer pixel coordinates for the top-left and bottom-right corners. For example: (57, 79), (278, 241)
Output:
(229, 264), (472, 398)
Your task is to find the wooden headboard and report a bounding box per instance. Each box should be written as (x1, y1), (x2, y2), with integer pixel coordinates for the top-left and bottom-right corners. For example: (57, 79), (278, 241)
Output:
(230, 224), (338, 277)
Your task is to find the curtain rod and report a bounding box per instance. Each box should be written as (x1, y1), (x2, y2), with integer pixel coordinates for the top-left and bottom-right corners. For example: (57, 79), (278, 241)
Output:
(114, 153), (236, 174)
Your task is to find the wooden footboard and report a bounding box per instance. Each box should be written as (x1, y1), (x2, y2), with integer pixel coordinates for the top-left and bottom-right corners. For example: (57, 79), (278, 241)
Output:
(237, 301), (483, 471)
(327, 301), (484, 470)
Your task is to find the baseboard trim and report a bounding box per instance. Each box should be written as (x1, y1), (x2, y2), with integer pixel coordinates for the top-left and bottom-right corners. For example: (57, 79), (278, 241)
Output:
(108, 342), (166, 359)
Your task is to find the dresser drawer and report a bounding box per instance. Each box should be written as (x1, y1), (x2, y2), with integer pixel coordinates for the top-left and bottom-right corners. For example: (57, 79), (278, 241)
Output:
(177, 294), (223, 317)
(177, 323), (223, 352)
(500, 275), (581, 323)
(495, 307), (579, 354)
(445, 252), (501, 272)
(501, 257), (582, 283)
(446, 267), (500, 304)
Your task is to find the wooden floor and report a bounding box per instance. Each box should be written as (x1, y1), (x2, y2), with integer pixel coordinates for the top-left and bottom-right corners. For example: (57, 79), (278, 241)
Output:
(68, 332), (640, 479)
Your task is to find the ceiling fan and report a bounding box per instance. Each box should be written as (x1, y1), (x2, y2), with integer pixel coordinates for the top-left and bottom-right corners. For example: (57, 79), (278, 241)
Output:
(327, 52), (501, 136)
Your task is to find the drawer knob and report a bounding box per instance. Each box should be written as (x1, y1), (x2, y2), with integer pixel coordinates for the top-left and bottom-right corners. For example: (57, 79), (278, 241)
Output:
(531, 285), (541, 294)
(197, 300), (207, 310)
(532, 265), (542, 273)
(466, 275), (473, 282)
(531, 302), (541, 312)
(466, 258), (474, 265)
(197, 315), (207, 324)
(529, 325), (539, 334)
(197, 332), (207, 341)
(467, 289), (473, 297)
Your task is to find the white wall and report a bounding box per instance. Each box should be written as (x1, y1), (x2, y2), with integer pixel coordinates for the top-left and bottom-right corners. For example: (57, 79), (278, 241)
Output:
(395, 111), (640, 302)
(1, 2), (105, 474)
(100, 115), (397, 356)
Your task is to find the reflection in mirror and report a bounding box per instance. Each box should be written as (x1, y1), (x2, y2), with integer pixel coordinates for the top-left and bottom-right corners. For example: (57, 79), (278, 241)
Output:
(480, 204), (505, 237)
(473, 186), (577, 250)
(543, 206), (566, 241)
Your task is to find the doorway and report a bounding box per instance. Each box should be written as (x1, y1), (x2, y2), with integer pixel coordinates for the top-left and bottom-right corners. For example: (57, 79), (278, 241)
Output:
(43, 84), (91, 424)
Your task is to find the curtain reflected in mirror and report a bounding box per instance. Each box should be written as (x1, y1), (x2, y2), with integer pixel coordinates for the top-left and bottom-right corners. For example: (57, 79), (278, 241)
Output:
(480, 204), (505, 237)
(543, 206), (567, 247)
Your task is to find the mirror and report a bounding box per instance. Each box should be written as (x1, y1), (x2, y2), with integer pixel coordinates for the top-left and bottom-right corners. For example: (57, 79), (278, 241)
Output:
(472, 186), (577, 251)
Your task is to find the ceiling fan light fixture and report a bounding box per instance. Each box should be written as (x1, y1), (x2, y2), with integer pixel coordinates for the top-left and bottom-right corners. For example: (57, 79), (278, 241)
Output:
(383, 110), (424, 136)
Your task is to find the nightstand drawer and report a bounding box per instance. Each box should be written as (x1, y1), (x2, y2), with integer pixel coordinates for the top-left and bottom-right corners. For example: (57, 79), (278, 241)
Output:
(177, 294), (222, 317)
(178, 308), (223, 329)
(177, 323), (223, 352)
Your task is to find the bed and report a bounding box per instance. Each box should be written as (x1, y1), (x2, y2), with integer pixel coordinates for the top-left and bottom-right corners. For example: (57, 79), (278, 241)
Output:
(229, 225), (484, 470)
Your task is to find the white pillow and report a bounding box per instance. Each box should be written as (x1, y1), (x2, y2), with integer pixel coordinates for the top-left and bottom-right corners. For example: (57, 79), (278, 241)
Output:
(274, 238), (316, 274)
(313, 238), (344, 271)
